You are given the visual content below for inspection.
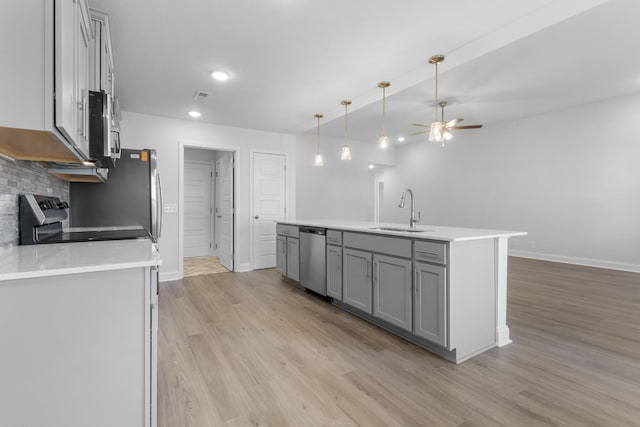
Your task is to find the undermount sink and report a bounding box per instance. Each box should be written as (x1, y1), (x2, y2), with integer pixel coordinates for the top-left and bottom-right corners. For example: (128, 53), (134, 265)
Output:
(369, 227), (434, 233)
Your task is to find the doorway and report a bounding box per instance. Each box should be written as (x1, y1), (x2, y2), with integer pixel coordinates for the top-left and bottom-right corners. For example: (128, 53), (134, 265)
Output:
(182, 147), (235, 275)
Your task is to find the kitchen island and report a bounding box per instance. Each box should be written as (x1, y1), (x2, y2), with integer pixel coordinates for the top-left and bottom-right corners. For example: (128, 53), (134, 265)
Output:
(0, 239), (161, 427)
(277, 220), (526, 363)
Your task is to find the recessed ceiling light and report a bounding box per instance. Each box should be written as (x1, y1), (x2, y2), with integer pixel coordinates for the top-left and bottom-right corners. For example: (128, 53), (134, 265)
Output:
(368, 163), (375, 169)
(211, 71), (230, 81)
(188, 111), (201, 118)
(397, 136), (405, 142)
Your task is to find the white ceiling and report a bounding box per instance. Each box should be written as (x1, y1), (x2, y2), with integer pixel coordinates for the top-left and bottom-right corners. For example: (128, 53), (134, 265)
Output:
(88, 0), (640, 145)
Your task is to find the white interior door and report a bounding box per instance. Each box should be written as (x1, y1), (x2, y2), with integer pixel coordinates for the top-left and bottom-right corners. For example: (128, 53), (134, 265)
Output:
(252, 152), (286, 270)
(183, 161), (212, 258)
(215, 152), (234, 271)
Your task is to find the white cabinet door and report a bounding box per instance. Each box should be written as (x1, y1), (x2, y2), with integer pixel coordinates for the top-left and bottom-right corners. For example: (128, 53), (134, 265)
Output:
(342, 248), (372, 313)
(286, 237), (299, 282)
(76, 7), (91, 158)
(276, 235), (286, 275)
(54, 0), (76, 145)
(414, 261), (447, 347)
(326, 245), (342, 299)
(54, 0), (92, 159)
(89, 14), (114, 94)
(373, 254), (412, 331)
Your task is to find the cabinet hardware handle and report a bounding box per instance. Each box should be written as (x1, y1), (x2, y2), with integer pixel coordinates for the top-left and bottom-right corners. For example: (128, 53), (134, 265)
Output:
(77, 100), (84, 134)
(83, 97), (88, 139)
(254, 215), (259, 219)
(415, 270), (419, 294)
(416, 250), (439, 258)
(373, 261), (377, 283)
(367, 259), (371, 278)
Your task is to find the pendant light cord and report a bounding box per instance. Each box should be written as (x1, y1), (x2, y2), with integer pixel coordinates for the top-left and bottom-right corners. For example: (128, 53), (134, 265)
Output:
(382, 86), (387, 136)
(344, 103), (348, 146)
(316, 115), (321, 154)
(434, 61), (439, 122)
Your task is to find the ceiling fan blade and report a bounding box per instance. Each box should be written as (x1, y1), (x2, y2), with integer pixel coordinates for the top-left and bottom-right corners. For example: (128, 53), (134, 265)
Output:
(410, 130), (429, 135)
(451, 124), (483, 130)
(445, 117), (463, 128)
(412, 123), (430, 128)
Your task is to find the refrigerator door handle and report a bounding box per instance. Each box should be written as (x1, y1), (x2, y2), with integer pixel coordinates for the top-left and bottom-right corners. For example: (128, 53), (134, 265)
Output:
(156, 173), (163, 240)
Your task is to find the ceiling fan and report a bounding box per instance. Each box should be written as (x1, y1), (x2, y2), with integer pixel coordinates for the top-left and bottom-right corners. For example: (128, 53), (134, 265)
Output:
(412, 54), (483, 146)
(412, 100), (483, 143)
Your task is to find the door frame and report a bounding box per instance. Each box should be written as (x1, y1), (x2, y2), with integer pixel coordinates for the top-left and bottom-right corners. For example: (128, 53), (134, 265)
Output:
(179, 141), (237, 278)
(249, 149), (291, 270)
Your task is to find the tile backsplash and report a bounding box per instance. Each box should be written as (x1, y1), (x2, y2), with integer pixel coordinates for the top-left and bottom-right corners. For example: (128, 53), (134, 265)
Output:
(0, 158), (69, 247)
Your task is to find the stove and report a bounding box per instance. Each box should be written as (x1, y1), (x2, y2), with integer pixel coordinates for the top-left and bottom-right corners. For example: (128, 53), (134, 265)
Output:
(19, 194), (150, 245)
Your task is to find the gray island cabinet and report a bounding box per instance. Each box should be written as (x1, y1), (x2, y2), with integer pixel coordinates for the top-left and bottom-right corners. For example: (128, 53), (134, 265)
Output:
(277, 220), (526, 364)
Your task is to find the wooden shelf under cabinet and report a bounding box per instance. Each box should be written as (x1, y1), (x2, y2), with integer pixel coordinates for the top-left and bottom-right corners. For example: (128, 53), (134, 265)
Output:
(0, 127), (81, 163)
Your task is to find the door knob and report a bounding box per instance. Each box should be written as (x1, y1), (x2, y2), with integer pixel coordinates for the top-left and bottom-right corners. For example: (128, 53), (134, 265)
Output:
(254, 215), (260, 219)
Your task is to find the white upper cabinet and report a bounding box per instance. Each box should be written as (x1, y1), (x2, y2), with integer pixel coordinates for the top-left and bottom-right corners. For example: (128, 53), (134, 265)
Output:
(89, 9), (115, 95)
(55, 0), (92, 159)
(0, 0), (93, 163)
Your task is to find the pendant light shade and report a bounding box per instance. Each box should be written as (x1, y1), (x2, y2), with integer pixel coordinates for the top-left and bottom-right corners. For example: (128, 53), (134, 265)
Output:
(313, 113), (323, 166)
(378, 82), (390, 148)
(340, 100), (352, 161)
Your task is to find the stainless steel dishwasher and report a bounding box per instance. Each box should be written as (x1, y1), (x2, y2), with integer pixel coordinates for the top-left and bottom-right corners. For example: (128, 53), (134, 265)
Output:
(299, 226), (327, 295)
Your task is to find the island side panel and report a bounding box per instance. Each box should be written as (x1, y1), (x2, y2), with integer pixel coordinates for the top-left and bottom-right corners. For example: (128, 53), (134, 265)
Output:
(0, 267), (147, 427)
(448, 238), (497, 362)
(495, 236), (512, 346)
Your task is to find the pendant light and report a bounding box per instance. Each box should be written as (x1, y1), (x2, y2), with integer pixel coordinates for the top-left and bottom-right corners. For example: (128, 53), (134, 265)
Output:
(340, 100), (352, 160)
(314, 114), (323, 166)
(378, 81), (390, 148)
(428, 54), (445, 143)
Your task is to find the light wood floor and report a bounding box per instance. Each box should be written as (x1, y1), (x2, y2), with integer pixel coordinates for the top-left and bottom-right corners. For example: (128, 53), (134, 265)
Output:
(158, 258), (640, 427)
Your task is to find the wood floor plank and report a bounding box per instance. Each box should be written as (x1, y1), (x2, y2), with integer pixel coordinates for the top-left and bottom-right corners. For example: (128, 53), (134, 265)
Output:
(158, 258), (640, 426)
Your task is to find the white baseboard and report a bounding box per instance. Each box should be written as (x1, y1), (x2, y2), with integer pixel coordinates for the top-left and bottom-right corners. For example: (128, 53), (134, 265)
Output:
(236, 262), (252, 273)
(159, 270), (181, 282)
(496, 326), (512, 347)
(509, 249), (640, 273)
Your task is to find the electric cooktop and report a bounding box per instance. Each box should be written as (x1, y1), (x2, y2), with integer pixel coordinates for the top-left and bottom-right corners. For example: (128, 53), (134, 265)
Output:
(36, 228), (151, 244)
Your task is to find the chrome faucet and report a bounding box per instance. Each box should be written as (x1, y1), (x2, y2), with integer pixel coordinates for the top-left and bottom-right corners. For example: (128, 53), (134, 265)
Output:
(398, 189), (419, 228)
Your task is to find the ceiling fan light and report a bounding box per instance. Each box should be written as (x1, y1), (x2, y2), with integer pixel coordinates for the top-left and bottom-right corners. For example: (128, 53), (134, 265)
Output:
(341, 145), (351, 161)
(429, 122), (443, 142)
(379, 135), (389, 148)
(314, 153), (323, 166)
(443, 130), (453, 141)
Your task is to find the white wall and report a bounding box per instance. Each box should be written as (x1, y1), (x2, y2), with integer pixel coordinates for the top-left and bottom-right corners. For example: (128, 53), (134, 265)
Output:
(380, 92), (640, 272)
(120, 112), (297, 280)
(295, 133), (395, 220)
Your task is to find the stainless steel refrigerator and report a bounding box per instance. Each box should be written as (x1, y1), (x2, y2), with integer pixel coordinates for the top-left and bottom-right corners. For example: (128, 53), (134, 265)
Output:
(70, 148), (163, 242)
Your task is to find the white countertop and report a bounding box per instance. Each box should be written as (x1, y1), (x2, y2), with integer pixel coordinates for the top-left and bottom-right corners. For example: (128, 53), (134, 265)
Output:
(0, 239), (162, 281)
(278, 220), (527, 242)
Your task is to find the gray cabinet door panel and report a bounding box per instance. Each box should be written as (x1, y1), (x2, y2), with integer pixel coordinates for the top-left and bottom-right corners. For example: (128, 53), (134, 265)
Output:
(342, 248), (372, 313)
(414, 261), (447, 347)
(286, 237), (299, 281)
(276, 235), (286, 275)
(373, 254), (412, 331)
(326, 245), (343, 299)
